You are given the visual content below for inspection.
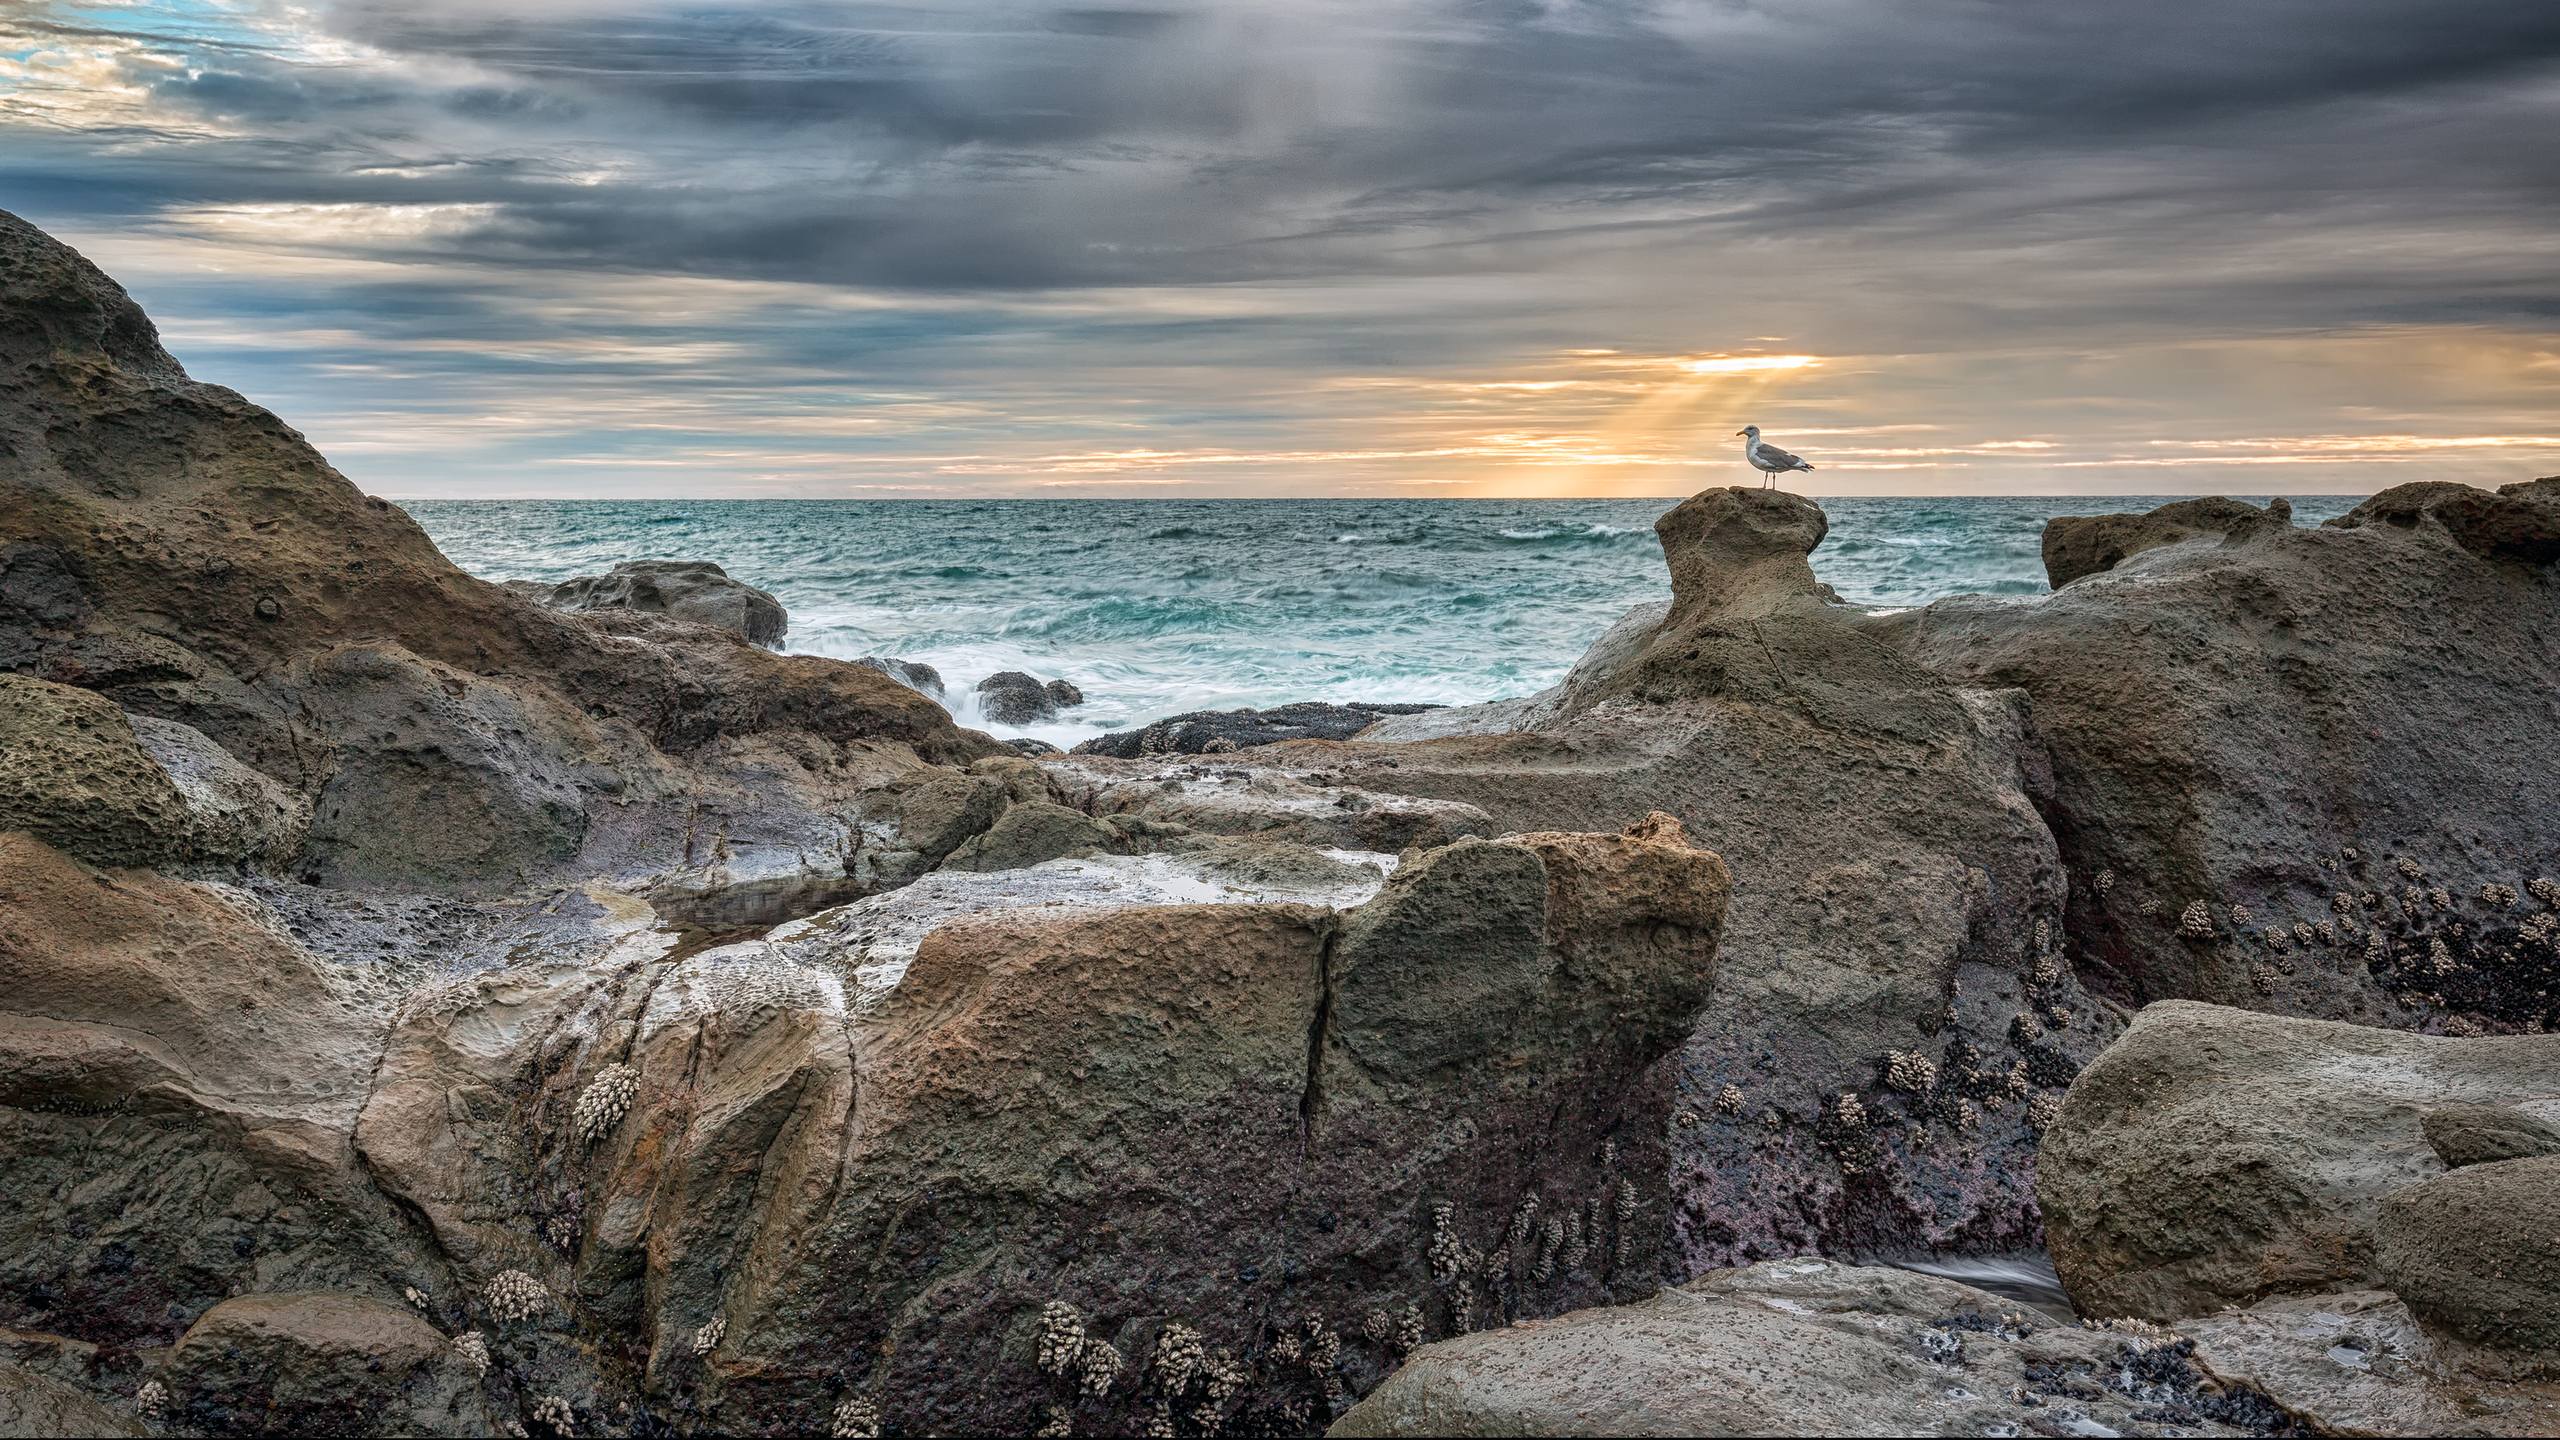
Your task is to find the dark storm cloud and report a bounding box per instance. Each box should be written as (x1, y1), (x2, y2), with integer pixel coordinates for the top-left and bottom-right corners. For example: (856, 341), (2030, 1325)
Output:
(11, 0), (2559, 310)
(5, 0), (2557, 497)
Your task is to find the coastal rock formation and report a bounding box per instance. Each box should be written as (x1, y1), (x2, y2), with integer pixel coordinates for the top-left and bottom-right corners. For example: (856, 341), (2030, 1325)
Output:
(974, 668), (1084, 725)
(1889, 485), (2560, 1017)
(2037, 1001), (2560, 1322)
(1330, 1258), (2281, 1437)
(0, 206), (990, 902)
(2040, 495), (2291, 588)
(1276, 488), (2106, 1269)
(1075, 701), (1443, 757)
(517, 559), (788, 647)
(2182, 1291), (2560, 1435)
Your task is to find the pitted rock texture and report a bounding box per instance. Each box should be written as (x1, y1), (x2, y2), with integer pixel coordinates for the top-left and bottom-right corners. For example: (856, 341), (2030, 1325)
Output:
(2038, 1001), (2560, 1322)
(2041, 495), (2291, 588)
(525, 559), (787, 647)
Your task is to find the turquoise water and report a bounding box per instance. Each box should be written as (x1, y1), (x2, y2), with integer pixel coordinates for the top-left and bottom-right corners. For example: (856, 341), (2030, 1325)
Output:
(403, 496), (2359, 746)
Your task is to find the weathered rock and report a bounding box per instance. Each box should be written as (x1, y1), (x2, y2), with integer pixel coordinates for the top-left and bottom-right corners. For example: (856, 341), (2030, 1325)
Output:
(2041, 496), (2291, 588)
(531, 559), (787, 647)
(0, 207), (988, 896)
(852, 655), (944, 697)
(1330, 1257), (2282, 1438)
(0, 673), (293, 869)
(2328, 478), (2560, 567)
(1888, 485), (2560, 1019)
(1043, 677), (1082, 707)
(2376, 1154), (2560, 1358)
(162, 1292), (485, 1436)
(2421, 1102), (2560, 1169)
(1074, 701), (1443, 758)
(2038, 1000), (2560, 1322)
(1275, 486), (2099, 1269)
(974, 669), (1064, 724)
(0, 834), (421, 1348)
(2185, 1290), (2560, 1435)
(654, 816), (1728, 1433)
(938, 799), (1115, 872)
(0, 1359), (145, 1437)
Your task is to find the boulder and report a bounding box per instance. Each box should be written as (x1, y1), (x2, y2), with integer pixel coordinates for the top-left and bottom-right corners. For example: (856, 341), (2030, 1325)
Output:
(2037, 1000), (2560, 1322)
(975, 669), (1064, 725)
(2421, 1103), (2560, 1169)
(2041, 496), (2291, 588)
(1652, 485), (1830, 622)
(1887, 486), (2560, 1018)
(2375, 1154), (2560, 1357)
(532, 559), (787, 647)
(161, 1292), (483, 1436)
(1329, 1258), (2283, 1438)
(938, 799), (1115, 872)
(1073, 701), (1442, 758)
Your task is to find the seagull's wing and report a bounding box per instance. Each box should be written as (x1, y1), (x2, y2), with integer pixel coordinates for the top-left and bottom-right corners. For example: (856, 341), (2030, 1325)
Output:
(1758, 442), (1813, 471)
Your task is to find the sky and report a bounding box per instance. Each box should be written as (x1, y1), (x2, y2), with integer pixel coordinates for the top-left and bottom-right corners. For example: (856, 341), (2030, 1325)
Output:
(4, 0), (2559, 499)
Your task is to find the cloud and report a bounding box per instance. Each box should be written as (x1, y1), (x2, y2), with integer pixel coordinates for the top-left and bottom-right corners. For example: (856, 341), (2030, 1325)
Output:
(2, 0), (2557, 495)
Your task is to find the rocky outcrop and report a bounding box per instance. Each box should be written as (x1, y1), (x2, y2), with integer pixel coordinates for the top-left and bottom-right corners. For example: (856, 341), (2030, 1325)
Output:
(0, 206), (992, 900)
(1252, 488), (2104, 1270)
(2329, 476), (2560, 567)
(519, 559), (788, 647)
(2037, 1001), (2560, 1322)
(0, 674), (304, 869)
(1888, 486), (2560, 1018)
(1074, 701), (1442, 757)
(1330, 1258), (2284, 1437)
(2181, 1291), (2560, 1435)
(2421, 1102), (2560, 1168)
(2040, 495), (2291, 588)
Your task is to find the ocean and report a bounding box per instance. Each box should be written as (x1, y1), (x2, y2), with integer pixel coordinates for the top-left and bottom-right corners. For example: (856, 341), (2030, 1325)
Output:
(403, 496), (2360, 749)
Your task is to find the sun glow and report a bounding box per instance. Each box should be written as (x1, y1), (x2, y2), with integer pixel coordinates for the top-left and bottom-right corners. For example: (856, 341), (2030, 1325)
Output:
(1677, 354), (1823, 375)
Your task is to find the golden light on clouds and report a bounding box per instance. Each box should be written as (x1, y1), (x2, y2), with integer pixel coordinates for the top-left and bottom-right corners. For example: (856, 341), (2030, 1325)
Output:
(1676, 354), (1824, 375)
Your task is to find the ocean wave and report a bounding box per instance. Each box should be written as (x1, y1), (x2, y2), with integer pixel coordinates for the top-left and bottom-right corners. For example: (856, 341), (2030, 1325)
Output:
(1492, 522), (1649, 545)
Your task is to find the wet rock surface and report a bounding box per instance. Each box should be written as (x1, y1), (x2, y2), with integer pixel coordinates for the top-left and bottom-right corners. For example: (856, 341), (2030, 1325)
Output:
(1075, 701), (1444, 757)
(975, 668), (1085, 724)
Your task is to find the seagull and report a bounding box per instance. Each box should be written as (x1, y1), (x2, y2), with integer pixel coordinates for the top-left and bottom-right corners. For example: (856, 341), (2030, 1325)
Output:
(1736, 425), (1815, 489)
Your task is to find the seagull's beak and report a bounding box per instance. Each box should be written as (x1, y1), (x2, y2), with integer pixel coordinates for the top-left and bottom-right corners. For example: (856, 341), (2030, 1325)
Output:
(1734, 430), (1747, 436)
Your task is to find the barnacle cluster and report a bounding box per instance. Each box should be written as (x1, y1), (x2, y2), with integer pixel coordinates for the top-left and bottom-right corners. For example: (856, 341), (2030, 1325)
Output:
(573, 1064), (639, 1146)
(1714, 1082), (1746, 1116)
(2027, 1092), (2064, 1130)
(829, 1398), (881, 1440)
(484, 1270), (549, 1324)
(136, 1380), (167, 1423)
(1884, 1049), (1939, 1094)
(692, 1316), (725, 1357)
(452, 1331), (492, 1376)
(531, 1395), (575, 1435)
(1036, 1300), (1086, 1378)
(2177, 901), (2215, 940)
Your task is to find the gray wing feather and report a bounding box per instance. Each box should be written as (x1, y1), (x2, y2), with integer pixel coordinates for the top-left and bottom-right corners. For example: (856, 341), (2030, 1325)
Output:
(1758, 443), (1813, 471)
